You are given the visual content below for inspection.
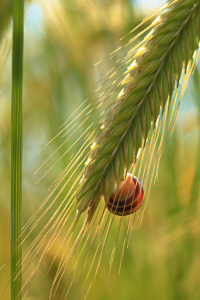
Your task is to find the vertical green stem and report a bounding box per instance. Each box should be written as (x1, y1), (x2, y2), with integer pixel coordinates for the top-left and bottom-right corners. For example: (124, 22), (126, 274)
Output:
(11, 0), (24, 299)
(189, 68), (200, 208)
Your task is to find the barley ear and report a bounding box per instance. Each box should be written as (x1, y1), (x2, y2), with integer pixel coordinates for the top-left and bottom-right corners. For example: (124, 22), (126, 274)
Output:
(76, 0), (200, 224)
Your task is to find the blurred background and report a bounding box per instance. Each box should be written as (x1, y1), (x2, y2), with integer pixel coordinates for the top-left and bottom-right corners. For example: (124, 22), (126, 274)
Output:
(0, 0), (200, 299)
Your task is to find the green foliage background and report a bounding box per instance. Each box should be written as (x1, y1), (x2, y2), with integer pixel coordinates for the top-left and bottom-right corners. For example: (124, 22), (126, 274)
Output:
(0, 1), (200, 299)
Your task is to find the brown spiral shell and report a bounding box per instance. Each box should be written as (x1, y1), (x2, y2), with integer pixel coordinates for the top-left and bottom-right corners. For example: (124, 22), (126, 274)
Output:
(106, 173), (144, 216)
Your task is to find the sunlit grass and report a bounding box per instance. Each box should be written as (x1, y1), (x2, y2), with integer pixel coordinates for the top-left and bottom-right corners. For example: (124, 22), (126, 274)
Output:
(0, 1), (200, 300)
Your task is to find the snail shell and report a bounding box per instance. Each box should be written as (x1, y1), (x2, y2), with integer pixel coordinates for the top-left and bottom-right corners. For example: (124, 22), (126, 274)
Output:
(106, 173), (144, 216)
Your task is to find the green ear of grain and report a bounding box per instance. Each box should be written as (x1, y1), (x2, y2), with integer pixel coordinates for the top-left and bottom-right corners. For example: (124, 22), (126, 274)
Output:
(77, 0), (200, 222)
(11, 0), (24, 299)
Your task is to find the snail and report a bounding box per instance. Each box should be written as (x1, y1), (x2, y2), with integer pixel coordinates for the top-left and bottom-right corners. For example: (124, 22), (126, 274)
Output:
(106, 173), (144, 216)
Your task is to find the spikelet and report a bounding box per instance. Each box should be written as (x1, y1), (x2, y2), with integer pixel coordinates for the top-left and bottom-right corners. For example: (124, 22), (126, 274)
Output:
(20, 0), (200, 299)
(76, 0), (200, 223)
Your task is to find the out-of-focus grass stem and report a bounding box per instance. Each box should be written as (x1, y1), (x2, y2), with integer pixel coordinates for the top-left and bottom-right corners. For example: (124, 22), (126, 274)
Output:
(189, 68), (200, 208)
(11, 0), (24, 299)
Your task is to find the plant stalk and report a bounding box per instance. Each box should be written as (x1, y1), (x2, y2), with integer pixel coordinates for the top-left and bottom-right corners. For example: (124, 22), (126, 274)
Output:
(11, 0), (24, 299)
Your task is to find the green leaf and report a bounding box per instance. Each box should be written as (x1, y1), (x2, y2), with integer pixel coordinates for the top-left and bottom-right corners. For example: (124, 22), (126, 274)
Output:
(11, 0), (24, 299)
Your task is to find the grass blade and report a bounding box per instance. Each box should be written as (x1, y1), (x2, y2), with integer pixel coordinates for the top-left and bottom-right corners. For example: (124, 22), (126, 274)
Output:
(11, 0), (24, 299)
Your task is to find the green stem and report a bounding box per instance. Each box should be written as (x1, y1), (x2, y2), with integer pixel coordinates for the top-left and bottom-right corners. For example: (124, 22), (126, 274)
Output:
(189, 68), (200, 208)
(11, 0), (24, 299)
